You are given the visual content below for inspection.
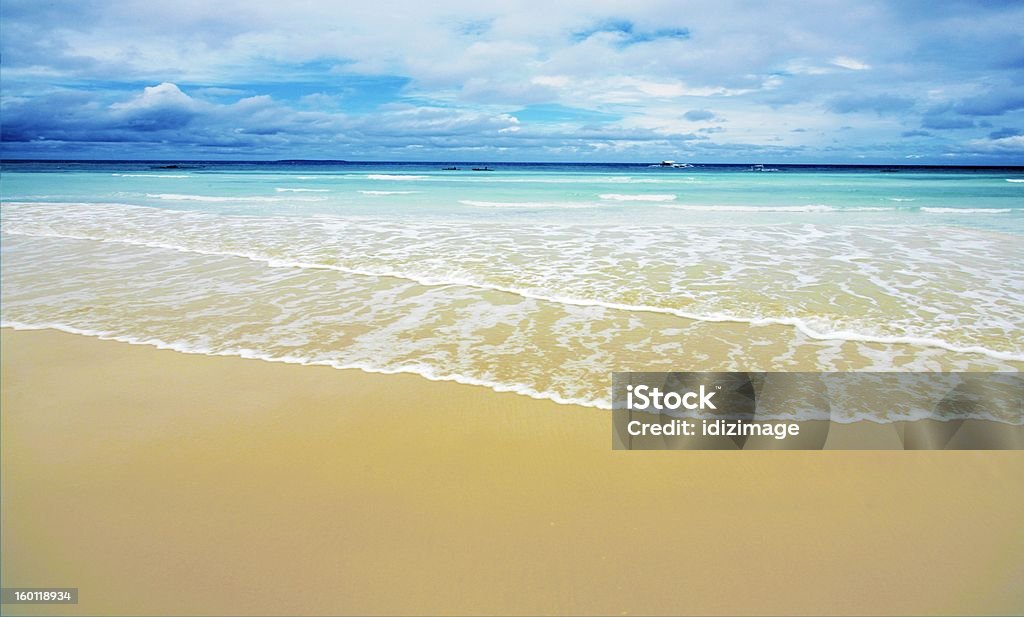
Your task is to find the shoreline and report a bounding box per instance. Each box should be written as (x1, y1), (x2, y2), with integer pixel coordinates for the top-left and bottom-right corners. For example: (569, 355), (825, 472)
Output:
(4, 252), (1022, 364)
(0, 320), (602, 409)
(3, 328), (1023, 615)
(4, 321), (1022, 414)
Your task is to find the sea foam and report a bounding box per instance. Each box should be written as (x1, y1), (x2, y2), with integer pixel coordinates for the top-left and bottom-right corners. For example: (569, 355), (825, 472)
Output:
(921, 207), (1012, 214)
(4, 216), (1021, 363)
(145, 193), (326, 202)
(459, 200), (603, 208)
(598, 193), (677, 201)
(4, 185), (1023, 418)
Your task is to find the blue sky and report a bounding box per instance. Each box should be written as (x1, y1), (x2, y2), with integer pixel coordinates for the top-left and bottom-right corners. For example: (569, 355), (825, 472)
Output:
(1, 0), (1022, 163)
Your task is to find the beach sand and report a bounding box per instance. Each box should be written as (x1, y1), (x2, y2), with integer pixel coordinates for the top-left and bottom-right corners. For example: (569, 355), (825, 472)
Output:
(2, 328), (1022, 616)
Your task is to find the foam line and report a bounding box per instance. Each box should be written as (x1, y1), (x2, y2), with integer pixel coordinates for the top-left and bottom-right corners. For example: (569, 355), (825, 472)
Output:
(598, 193), (677, 201)
(920, 207), (1012, 214)
(3, 321), (1020, 423)
(146, 193), (327, 203)
(459, 200), (604, 209)
(4, 228), (1021, 363)
(0, 320), (610, 410)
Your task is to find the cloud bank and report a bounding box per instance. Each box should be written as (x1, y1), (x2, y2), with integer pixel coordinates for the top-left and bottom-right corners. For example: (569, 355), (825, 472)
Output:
(2, 0), (1022, 162)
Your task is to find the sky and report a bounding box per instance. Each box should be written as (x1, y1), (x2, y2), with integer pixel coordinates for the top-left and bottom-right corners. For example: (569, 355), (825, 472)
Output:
(1, 0), (1023, 163)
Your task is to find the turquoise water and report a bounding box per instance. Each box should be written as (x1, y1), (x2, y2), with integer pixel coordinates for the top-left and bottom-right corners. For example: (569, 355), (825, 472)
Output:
(3, 162), (1023, 229)
(2, 161), (1023, 418)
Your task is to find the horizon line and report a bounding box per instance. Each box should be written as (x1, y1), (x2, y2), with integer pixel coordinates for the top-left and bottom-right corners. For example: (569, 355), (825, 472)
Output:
(2, 158), (1022, 168)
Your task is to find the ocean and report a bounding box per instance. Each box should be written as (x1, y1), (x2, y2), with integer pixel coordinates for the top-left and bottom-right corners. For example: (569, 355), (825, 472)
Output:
(2, 160), (1022, 418)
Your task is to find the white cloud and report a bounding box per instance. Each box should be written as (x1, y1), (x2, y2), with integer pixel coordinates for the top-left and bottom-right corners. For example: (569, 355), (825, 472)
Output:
(831, 56), (870, 70)
(966, 135), (1024, 153)
(4, 0), (1024, 162)
(110, 82), (199, 112)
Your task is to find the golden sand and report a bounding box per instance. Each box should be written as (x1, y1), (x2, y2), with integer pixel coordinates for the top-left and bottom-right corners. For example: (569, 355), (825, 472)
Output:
(2, 328), (1022, 615)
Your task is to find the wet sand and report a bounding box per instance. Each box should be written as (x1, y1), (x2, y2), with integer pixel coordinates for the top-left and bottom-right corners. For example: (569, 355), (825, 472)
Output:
(2, 328), (1022, 615)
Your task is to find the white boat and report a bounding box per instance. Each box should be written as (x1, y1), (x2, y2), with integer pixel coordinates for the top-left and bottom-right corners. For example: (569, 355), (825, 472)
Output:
(650, 160), (694, 168)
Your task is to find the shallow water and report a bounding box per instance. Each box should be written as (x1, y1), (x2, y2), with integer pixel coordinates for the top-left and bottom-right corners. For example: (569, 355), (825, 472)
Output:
(3, 161), (1022, 417)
